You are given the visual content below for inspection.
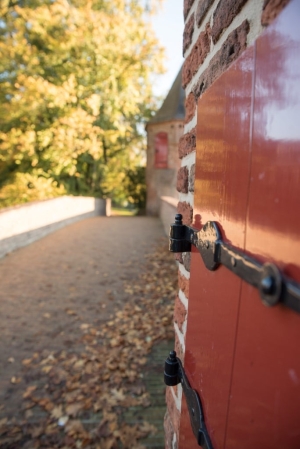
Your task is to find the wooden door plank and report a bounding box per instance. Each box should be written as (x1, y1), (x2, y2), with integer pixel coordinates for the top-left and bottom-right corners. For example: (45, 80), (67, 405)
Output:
(225, 2), (300, 447)
(179, 47), (254, 449)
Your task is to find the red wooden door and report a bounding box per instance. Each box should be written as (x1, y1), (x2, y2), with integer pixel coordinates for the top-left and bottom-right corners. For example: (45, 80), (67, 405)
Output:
(179, 2), (300, 448)
(155, 132), (168, 168)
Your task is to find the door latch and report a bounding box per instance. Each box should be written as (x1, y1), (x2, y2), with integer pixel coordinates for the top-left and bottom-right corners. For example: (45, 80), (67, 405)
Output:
(164, 351), (213, 449)
(169, 214), (300, 313)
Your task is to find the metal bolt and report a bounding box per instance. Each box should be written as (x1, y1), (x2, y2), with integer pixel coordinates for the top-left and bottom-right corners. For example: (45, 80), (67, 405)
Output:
(169, 350), (176, 360)
(260, 276), (274, 295)
(231, 257), (236, 267)
(175, 214), (183, 225)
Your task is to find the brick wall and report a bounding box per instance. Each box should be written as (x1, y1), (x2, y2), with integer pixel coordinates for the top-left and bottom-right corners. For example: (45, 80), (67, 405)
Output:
(165, 0), (290, 447)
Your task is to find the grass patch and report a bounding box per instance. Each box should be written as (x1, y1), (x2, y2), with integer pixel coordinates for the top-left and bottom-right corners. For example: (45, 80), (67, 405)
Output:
(111, 207), (137, 216)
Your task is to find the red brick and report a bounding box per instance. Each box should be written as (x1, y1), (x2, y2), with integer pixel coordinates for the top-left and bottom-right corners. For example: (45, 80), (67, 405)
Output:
(211, 0), (248, 44)
(164, 398), (179, 448)
(174, 331), (185, 361)
(189, 163), (195, 192)
(184, 0), (195, 20)
(194, 20), (250, 99)
(183, 13), (195, 54)
(174, 252), (183, 265)
(261, 0), (290, 26)
(164, 410), (174, 449)
(178, 272), (189, 299)
(174, 295), (187, 332)
(178, 127), (196, 159)
(175, 252), (191, 270)
(185, 92), (196, 124)
(166, 388), (181, 430)
(182, 24), (211, 87)
(177, 201), (193, 226)
(196, 0), (214, 28)
(176, 166), (189, 193)
(183, 252), (191, 272)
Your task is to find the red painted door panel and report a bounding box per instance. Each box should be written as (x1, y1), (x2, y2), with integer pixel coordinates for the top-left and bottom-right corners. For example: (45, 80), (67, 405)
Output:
(179, 1), (300, 448)
(179, 48), (254, 449)
(225, 2), (300, 447)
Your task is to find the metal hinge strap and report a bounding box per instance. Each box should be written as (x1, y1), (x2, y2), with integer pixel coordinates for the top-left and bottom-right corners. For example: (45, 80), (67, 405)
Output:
(169, 214), (300, 313)
(164, 351), (213, 449)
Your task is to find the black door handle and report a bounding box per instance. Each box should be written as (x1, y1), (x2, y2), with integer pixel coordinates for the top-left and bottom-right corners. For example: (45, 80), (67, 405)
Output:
(164, 351), (213, 449)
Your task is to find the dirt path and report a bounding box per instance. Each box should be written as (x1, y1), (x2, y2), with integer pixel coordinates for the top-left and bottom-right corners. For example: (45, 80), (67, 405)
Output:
(0, 216), (177, 448)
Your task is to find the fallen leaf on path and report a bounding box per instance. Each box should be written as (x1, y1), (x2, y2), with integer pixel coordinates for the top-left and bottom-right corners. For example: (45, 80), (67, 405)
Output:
(0, 240), (177, 448)
(65, 402), (82, 417)
(10, 376), (21, 384)
(22, 358), (32, 366)
(66, 309), (77, 315)
(51, 405), (64, 419)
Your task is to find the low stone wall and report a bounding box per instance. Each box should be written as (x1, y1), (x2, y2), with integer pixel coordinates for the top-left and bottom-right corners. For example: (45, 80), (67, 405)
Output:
(160, 196), (178, 236)
(0, 196), (110, 259)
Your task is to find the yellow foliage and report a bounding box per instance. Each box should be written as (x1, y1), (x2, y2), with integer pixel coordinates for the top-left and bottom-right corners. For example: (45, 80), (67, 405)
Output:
(0, 0), (165, 207)
(0, 173), (66, 209)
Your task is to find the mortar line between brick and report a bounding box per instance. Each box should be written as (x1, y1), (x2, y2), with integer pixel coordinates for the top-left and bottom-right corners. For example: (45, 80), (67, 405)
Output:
(184, 0), (265, 97)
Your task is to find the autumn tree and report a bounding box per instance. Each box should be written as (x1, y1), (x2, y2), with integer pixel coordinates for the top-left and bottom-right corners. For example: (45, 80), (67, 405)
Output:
(0, 0), (164, 208)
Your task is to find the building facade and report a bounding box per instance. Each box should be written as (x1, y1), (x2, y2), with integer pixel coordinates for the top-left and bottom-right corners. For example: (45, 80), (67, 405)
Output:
(146, 69), (185, 216)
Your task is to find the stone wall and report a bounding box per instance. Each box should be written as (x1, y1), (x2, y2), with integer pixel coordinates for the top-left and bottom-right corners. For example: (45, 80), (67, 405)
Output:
(0, 196), (110, 259)
(165, 0), (290, 447)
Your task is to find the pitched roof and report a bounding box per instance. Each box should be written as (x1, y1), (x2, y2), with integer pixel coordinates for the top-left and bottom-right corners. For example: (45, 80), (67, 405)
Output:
(148, 67), (185, 124)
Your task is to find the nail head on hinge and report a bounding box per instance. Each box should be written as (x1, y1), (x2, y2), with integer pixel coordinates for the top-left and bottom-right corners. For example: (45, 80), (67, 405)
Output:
(260, 276), (274, 295)
(259, 263), (282, 307)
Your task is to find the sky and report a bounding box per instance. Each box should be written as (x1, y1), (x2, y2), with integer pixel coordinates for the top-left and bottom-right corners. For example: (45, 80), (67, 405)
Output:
(150, 0), (184, 98)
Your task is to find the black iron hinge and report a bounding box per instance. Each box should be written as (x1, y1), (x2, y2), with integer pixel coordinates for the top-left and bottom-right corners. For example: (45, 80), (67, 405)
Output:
(169, 214), (300, 313)
(164, 351), (213, 449)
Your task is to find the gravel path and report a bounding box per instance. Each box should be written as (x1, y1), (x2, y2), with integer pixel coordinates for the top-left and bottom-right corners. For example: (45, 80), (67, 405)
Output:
(0, 216), (174, 448)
